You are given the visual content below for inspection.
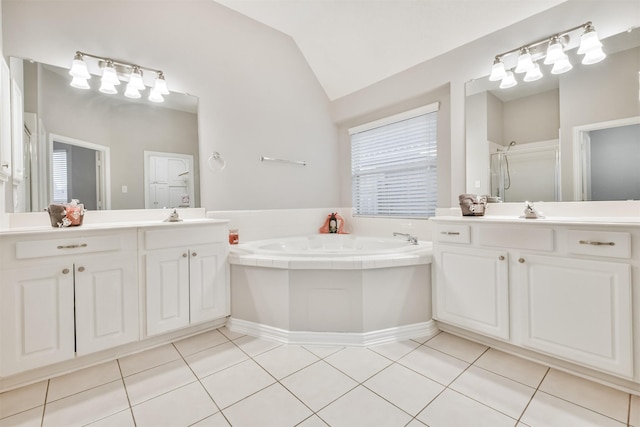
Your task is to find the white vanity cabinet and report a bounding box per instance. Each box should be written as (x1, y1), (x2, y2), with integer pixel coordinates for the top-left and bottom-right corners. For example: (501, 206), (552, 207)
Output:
(432, 218), (636, 381)
(0, 230), (139, 376)
(142, 224), (229, 337)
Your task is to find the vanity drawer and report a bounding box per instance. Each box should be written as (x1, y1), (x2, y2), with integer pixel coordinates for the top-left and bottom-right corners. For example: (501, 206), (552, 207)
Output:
(478, 226), (554, 251)
(15, 234), (131, 260)
(144, 225), (226, 250)
(566, 230), (631, 259)
(434, 224), (470, 244)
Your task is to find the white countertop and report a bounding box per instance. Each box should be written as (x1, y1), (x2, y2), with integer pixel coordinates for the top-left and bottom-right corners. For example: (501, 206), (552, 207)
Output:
(431, 215), (640, 227)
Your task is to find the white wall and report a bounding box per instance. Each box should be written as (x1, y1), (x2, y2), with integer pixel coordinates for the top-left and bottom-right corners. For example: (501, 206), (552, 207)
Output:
(2, 0), (339, 211)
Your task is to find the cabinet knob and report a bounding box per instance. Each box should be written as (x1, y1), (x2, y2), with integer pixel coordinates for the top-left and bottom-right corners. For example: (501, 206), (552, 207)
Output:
(498, 256), (505, 261)
(77, 266), (85, 272)
(192, 252), (198, 257)
(62, 268), (70, 274)
(182, 253), (188, 258)
(518, 258), (525, 264)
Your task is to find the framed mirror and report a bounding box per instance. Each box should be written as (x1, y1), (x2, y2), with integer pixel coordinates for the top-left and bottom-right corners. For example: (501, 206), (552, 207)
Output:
(465, 28), (640, 202)
(12, 58), (200, 212)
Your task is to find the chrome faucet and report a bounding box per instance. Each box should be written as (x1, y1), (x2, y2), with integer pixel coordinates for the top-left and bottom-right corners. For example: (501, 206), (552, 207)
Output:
(393, 232), (418, 245)
(523, 201), (544, 219)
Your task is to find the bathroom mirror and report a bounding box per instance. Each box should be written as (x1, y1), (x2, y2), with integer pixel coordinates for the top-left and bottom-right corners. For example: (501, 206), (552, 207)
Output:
(465, 29), (640, 202)
(14, 58), (200, 212)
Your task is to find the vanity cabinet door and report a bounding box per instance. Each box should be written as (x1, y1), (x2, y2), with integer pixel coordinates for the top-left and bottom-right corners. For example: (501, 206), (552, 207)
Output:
(518, 254), (633, 378)
(189, 243), (228, 325)
(145, 248), (191, 336)
(74, 253), (139, 355)
(0, 263), (75, 376)
(434, 244), (510, 340)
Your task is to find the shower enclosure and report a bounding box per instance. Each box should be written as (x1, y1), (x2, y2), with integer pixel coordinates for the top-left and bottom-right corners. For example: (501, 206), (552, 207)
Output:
(490, 142), (561, 202)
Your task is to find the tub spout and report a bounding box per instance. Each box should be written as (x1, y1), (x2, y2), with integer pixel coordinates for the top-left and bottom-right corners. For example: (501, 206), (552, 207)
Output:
(393, 232), (418, 245)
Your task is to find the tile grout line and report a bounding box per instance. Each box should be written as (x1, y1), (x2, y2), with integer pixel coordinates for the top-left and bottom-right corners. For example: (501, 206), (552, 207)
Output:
(39, 379), (50, 427)
(116, 359), (137, 427)
(515, 366), (550, 425)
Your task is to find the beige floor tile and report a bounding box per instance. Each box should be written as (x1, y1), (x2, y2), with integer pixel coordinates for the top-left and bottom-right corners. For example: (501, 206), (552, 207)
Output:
(123, 358), (197, 405)
(405, 418), (429, 427)
(424, 332), (488, 363)
(132, 382), (218, 427)
(0, 406), (43, 427)
(84, 409), (135, 427)
(173, 329), (229, 356)
(521, 391), (625, 427)
(364, 363), (444, 416)
(222, 383), (312, 427)
(449, 365), (535, 419)
(118, 344), (181, 377)
(630, 394), (640, 427)
(0, 380), (47, 419)
(216, 326), (245, 341)
(42, 380), (129, 427)
(281, 360), (357, 411)
(417, 388), (517, 427)
(190, 411), (231, 426)
(539, 369), (630, 423)
(324, 347), (392, 382)
(474, 348), (548, 387)
(302, 345), (344, 359)
(232, 335), (282, 357)
(297, 415), (330, 426)
(200, 359), (276, 409)
(184, 341), (249, 378)
(368, 340), (421, 361)
(47, 361), (121, 403)
(397, 345), (469, 386)
(317, 385), (412, 427)
(253, 345), (319, 379)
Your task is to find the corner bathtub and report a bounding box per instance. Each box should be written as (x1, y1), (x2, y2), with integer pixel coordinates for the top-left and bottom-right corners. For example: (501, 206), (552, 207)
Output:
(228, 235), (437, 346)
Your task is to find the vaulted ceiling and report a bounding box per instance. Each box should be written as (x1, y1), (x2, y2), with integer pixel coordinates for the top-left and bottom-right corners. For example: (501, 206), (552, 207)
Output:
(214, 0), (567, 100)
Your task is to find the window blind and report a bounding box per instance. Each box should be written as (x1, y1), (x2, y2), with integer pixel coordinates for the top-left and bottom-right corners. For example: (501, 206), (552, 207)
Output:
(52, 149), (68, 204)
(350, 104), (438, 218)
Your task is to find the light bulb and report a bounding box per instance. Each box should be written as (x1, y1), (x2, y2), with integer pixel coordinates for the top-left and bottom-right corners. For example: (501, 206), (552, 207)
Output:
(515, 48), (534, 73)
(499, 71), (517, 89)
(551, 54), (573, 74)
(101, 61), (120, 86)
(153, 73), (169, 95)
(523, 63), (543, 82)
(148, 89), (164, 103)
(69, 53), (91, 79)
(128, 67), (145, 90)
(582, 47), (606, 65)
(70, 76), (90, 89)
(544, 37), (564, 65)
(489, 59), (507, 82)
(578, 24), (603, 55)
(99, 80), (117, 94)
(124, 82), (142, 99)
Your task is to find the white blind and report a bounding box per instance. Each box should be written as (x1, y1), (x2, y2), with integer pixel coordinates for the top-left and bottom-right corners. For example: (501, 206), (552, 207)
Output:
(52, 149), (68, 204)
(350, 105), (438, 218)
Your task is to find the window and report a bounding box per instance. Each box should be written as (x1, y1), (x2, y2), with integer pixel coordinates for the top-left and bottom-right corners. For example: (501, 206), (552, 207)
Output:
(350, 103), (438, 218)
(52, 148), (69, 204)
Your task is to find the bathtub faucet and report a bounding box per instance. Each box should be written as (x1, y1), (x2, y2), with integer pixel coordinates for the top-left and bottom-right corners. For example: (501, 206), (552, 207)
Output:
(393, 232), (418, 245)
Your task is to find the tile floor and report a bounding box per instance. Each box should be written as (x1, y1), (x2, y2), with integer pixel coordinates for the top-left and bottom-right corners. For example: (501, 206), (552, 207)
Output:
(1, 327), (639, 427)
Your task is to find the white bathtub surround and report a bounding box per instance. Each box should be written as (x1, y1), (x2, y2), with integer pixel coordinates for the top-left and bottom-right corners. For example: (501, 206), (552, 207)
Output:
(228, 235), (435, 346)
(207, 207), (433, 243)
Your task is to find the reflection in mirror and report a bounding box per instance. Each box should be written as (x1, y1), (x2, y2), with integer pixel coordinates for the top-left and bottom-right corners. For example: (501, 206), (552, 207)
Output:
(14, 58), (200, 212)
(466, 28), (640, 202)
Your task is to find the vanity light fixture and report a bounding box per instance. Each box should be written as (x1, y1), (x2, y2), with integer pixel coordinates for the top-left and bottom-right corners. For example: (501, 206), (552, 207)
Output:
(68, 51), (170, 102)
(489, 21), (605, 89)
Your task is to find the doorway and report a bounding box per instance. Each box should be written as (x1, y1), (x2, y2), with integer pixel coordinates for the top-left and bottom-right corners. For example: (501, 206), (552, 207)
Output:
(144, 151), (194, 209)
(49, 134), (110, 210)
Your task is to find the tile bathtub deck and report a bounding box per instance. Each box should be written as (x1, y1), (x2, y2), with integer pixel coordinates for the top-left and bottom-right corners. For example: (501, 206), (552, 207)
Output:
(1, 327), (638, 427)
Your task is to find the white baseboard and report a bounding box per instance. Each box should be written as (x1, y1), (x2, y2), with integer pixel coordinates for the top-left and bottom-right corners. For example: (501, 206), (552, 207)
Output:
(227, 318), (439, 347)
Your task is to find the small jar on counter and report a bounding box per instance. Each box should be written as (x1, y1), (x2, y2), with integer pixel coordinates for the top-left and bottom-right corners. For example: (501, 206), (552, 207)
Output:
(228, 229), (239, 245)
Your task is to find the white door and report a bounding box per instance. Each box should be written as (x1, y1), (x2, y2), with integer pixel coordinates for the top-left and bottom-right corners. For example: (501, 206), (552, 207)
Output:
(145, 152), (194, 209)
(518, 254), (633, 378)
(0, 264), (75, 376)
(145, 248), (190, 336)
(74, 254), (139, 355)
(189, 244), (228, 324)
(434, 244), (510, 340)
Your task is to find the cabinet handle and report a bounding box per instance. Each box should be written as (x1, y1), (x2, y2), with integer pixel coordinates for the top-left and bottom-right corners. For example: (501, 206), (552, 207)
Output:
(518, 258), (525, 263)
(77, 266), (85, 272)
(57, 243), (88, 249)
(62, 268), (70, 274)
(192, 252), (198, 257)
(579, 240), (615, 246)
(441, 231), (460, 235)
(182, 253), (188, 258)
(498, 256), (505, 261)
